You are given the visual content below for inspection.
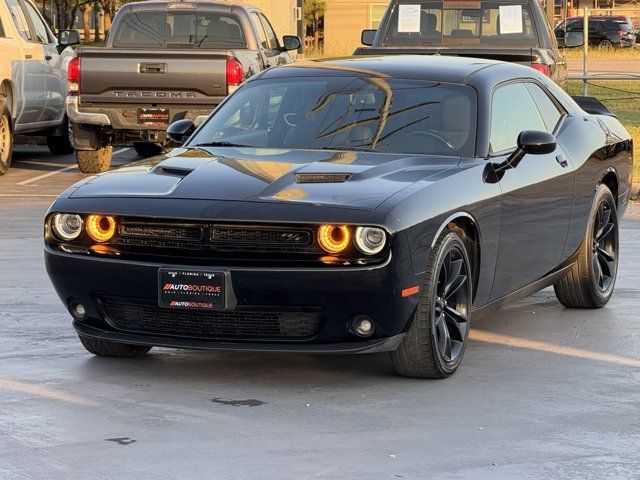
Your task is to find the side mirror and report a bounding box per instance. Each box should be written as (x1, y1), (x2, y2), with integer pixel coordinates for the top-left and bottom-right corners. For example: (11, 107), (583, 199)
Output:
(361, 29), (376, 46)
(282, 35), (301, 51)
(493, 130), (556, 174)
(564, 32), (585, 48)
(166, 119), (195, 145)
(58, 29), (80, 47)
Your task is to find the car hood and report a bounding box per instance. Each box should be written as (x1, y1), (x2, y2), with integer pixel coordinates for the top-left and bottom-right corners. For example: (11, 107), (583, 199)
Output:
(69, 147), (459, 211)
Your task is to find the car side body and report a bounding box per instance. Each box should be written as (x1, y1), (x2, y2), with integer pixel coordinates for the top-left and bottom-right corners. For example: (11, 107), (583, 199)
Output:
(44, 56), (633, 376)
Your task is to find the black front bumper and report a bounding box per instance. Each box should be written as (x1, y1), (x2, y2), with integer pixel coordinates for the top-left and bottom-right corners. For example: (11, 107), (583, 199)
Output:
(45, 245), (421, 354)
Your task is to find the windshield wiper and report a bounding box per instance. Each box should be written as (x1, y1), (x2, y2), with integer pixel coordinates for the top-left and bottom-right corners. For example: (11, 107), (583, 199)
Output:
(191, 141), (252, 148)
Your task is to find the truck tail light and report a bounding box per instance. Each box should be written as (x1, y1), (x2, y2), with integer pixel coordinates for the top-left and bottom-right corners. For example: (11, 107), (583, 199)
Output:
(530, 62), (550, 77)
(68, 56), (80, 94)
(226, 57), (243, 95)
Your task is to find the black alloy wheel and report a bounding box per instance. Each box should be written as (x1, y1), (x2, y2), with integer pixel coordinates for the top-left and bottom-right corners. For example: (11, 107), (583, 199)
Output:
(554, 184), (618, 308)
(390, 231), (472, 378)
(591, 197), (616, 293)
(434, 246), (470, 364)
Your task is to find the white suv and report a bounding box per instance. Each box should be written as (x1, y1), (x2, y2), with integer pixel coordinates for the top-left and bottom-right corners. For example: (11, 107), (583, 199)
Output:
(0, 0), (78, 175)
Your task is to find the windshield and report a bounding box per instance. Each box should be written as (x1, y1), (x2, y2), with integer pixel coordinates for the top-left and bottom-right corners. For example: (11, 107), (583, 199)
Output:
(112, 11), (246, 48)
(380, 1), (538, 47)
(190, 77), (477, 157)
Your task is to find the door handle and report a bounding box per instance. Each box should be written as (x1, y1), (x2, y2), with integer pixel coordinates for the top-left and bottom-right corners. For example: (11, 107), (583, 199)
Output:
(45, 55), (52, 61)
(556, 154), (568, 168)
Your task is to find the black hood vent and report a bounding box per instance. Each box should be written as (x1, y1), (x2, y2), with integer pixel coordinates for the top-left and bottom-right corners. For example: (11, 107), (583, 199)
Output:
(295, 173), (351, 184)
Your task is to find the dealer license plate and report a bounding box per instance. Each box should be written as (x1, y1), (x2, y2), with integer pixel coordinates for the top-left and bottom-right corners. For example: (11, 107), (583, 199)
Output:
(159, 269), (227, 311)
(137, 108), (170, 126)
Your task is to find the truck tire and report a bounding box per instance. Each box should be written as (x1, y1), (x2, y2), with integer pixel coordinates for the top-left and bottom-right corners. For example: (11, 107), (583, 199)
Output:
(554, 184), (618, 308)
(0, 102), (12, 175)
(47, 116), (75, 155)
(133, 142), (164, 158)
(78, 335), (152, 358)
(76, 146), (112, 173)
(390, 231), (472, 379)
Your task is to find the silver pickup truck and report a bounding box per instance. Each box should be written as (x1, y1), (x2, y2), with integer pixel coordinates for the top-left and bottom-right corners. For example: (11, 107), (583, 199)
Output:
(68, 0), (301, 173)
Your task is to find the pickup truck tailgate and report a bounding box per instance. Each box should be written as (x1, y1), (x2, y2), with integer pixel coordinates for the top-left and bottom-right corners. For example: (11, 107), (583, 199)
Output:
(79, 48), (228, 105)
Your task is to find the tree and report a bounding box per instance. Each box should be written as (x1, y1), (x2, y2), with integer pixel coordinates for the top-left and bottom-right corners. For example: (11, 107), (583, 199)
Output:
(304, 0), (325, 50)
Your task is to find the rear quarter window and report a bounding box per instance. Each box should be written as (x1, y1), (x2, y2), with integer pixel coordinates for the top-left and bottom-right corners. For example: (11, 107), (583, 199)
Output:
(113, 11), (247, 48)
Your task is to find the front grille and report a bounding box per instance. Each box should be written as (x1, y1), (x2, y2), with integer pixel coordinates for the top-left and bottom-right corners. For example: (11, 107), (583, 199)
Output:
(100, 296), (323, 340)
(116, 219), (318, 254)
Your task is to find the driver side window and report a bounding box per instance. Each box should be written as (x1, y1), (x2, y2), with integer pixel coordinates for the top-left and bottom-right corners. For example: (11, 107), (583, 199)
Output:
(490, 82), (546, 154)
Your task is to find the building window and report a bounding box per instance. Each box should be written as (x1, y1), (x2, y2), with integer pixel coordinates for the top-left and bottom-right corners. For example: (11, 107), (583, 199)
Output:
(370, 4), (386, 29)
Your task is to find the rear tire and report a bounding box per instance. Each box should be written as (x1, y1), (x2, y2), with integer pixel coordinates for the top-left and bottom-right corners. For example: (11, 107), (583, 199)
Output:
(554, 184), (618, 308)
(47, 116), (75, 155)
(597, 39), (614, 49)
(76, 146), (112, 173)
(390, 231), (472, 379)
(78, 335), (152, 358)
(133, 142), (163, 158)
(0, 101), (12, 175)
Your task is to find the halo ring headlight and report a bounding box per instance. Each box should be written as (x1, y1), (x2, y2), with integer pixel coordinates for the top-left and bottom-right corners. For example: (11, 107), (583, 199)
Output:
(86, 215), (116, 243)
(51, 214), (84, 241)
(355, 226), (386, 255)
(317, 225), (350, 254)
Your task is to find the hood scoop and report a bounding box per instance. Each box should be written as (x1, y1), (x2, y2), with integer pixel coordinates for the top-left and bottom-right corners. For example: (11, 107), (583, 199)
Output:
(154, 166), (196, 178)
(294, 173), (352, 184)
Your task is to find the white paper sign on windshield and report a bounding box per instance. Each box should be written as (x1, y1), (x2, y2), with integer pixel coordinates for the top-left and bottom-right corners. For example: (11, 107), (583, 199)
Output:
(398, 4), (422, 33)
(499, 5), (523, 34)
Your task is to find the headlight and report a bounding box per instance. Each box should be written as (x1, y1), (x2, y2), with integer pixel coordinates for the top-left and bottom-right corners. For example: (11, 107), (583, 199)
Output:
(86, 214), (116, 243)
(355, 226), (386, 255)
(51, 214), (83, 241)
(317, 225), (351, 254)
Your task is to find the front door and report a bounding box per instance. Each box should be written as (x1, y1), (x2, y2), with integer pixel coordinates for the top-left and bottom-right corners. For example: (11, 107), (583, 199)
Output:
(489, 81), (574, 300)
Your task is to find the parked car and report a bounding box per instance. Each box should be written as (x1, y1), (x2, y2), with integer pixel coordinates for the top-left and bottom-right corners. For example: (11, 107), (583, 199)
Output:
(45, 55), (632, 379)
(0, 0), (78, 175)
(68, 0), (301, 174)
(354, 0), (568, 85)
(555, 16), (636, 48)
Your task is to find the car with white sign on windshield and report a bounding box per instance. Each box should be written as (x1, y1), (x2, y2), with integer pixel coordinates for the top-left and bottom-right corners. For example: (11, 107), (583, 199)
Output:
(355, 0), (568, 86)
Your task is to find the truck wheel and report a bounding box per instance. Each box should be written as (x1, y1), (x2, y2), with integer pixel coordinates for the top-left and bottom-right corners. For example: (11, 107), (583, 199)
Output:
(133, 142), (164, 158)
(390, 231), (472, 379)
(554, 184), (618, 308)
(47, 116), (75, 155)
(76, 146), (112, 173)
(0, 102), (12, 175)
(78, 335), (152, 358)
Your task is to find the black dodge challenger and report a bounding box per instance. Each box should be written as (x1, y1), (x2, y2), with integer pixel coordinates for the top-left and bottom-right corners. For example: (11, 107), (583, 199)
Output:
(45, 56), (633, 378)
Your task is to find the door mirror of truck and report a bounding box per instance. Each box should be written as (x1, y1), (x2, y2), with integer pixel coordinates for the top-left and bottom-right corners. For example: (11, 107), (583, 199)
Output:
(282, 35), (302, 52)
(58, 29), (80, 52)
(564, 32), (584, 48)
(167, 119), (196, 145)
(361, 29), (376, 46)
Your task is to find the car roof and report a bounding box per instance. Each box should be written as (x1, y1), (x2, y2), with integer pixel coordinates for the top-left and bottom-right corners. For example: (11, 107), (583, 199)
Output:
(259, 55), (534, 86)
(119, 0), (254, 13)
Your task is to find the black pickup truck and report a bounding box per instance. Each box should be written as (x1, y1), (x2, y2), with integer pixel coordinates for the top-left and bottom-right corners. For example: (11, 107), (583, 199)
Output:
(67, 0), (300, 173)
(355, 0), (568, 86)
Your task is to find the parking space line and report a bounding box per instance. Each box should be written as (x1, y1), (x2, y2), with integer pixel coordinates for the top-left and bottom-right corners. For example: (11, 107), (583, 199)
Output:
(0, 375), (99, 406)
(112, 148), (129, 156)
(16, 165), (77, 186)
(470, 329), (640, 368)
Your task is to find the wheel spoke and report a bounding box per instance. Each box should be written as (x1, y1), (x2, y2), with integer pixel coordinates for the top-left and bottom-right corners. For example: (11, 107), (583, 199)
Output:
(596, 222), (614, 243)
(443, 258), (463, 296)
(592, 252), (604, 288)
(445, 274), (467, 300)
(444, 309), (466, 341)
(435, 312), (451, 361)
(597, 247), (615, 263)
(597, 251), (612, 280)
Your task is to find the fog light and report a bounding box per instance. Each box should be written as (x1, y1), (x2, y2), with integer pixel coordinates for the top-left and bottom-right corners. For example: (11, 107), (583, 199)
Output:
(72, 303), (86, 319)
(351, 315), (374, 337)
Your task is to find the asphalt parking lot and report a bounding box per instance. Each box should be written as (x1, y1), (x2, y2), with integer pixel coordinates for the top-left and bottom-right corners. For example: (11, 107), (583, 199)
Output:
(1, 146), (639, 479)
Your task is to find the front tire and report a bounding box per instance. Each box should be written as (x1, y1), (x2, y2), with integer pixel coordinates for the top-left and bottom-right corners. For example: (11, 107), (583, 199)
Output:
(133, 142), (163, 158)
(554, 184), (618, 308)
(0, 101), (12, 175)
(47, 115), (75, 155)
(390, 231), (472, 379)
(76, 146), (112, 173)
(79, 335), (152, 358)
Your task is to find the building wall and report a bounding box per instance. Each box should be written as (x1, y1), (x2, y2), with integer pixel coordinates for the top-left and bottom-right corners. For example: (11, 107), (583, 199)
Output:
(221, 0), (298, 38)
(324, 0), (387, 56)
